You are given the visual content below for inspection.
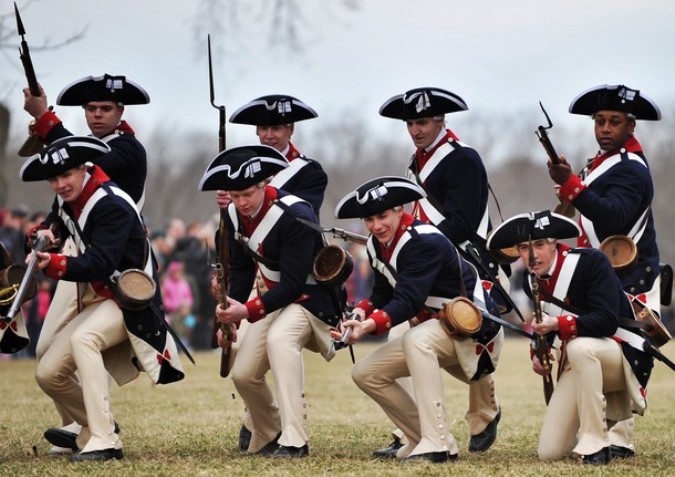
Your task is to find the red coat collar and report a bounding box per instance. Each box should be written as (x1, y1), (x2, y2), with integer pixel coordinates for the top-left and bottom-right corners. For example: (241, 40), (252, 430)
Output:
(69, 166), (111, 219)
(286, 142), (301, 161)
(416, 129), (459, 168)
(591, 135), (642, 171)
(241, 186), (279, 236)
(379, 212), (416, 261)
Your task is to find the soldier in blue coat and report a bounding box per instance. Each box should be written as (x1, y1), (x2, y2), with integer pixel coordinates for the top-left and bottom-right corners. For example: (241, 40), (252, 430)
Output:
(374, 87), (508, 456)
(331, 176), (503, 463)
(23, 74), (149, 206)
(23, 74), (151, 455)
(487, 210), (654, 465)
(547, 84), (664, 458)
(200, 145), (341, 458)
(21, 136), (184, 462)
(220, 95), (329, 449)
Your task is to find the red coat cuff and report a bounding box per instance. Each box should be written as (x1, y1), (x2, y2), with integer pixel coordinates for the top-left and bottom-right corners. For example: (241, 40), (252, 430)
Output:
(558, 175), (586, 203)
(369, 309), (392, 335)
(33, 110), (62, 139)
(557, 314), (579, 340)
(245, 297), (266, 323)
(44, 253), (67, 280)
(355, 299), (375, 316)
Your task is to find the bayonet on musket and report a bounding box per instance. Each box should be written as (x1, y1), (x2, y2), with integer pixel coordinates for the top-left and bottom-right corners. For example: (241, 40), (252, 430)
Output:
(208, 34), (226, 153)
(15, 2), (48, 157)
(14, 2), (40, 97)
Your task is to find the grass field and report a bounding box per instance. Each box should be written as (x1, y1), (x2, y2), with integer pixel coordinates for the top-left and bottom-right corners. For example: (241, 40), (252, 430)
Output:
(1, 338), (674, 476)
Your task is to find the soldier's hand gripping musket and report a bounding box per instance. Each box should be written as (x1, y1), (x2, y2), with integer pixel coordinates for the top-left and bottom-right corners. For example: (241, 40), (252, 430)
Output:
(527, 237), (555, 405)
(535, 102), (575, 218)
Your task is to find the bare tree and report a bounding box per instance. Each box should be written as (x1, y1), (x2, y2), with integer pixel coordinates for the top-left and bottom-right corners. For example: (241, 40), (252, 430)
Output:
(192, 0), (360, 60)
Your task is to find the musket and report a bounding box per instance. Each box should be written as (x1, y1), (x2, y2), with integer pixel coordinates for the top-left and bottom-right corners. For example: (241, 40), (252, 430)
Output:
(535, 102), (575, 218)
(208, 34), (226, 153)
(1, 235), (47, 322)
(332, 309), (362, 351)
(207, 34), (235, 378)
(527, 237), (555, 404)
(14, 2), (40, 96)
(295, 217), (368, 245)
(15, 2), (47, 157)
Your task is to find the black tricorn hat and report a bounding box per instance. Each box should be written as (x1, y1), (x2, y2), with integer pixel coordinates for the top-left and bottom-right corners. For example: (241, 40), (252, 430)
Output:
(198, 145), (289, 191)
(379, 87), (468, 120)
(57, 74), (150, 106)
(486, 210), (581, 250)
(229, 94), (318, 126)
(569, 84), (661, 120)
(335, 176), (426, 219)
(20, 136), (111, 182)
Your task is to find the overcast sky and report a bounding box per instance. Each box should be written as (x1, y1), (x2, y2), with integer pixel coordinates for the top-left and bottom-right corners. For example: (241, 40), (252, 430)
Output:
(4, 0), (675, 152)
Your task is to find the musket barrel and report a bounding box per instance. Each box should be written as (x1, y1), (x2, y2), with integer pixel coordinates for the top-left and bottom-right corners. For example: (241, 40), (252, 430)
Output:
(2, 235), (47, 321)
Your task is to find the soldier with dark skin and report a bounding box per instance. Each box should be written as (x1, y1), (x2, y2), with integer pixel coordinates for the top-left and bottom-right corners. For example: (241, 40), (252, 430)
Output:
(547, 84), (663, 458)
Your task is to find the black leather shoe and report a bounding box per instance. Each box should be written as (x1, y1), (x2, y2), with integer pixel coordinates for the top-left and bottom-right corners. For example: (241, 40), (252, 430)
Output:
(372, 439), (403, 459)
(402, 451), (458, 463)
(44, 421), (120, 452)
(468, 410), (501, 452)
(610, 445), (635, 459)
(44, 428), (78, 451)
(254, 432), (282, 456)
(71, 448), (124, 462)
(239, 425), (252, 452)
(271, 444), (309, 458)
(580, 447), (611, 465)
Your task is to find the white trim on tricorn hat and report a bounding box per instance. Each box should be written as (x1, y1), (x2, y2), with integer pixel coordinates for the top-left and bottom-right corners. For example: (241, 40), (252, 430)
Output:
(335, 176), (426, 219)
(198, 145), (289, 191)
(379, 87), (468, 120)
(569, 84), (661, 120)
(486, 210), (581, 250)
(229, 94), (318, 126)
(20, 136), (111, 182)
(57, 74), (150, 106)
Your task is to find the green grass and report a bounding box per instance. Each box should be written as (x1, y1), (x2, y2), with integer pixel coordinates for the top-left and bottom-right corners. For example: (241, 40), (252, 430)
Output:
(1, 338), (674, 476)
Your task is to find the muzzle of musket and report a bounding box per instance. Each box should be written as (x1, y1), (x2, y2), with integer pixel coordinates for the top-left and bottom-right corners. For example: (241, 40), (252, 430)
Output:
(0, 284), (19, 305)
